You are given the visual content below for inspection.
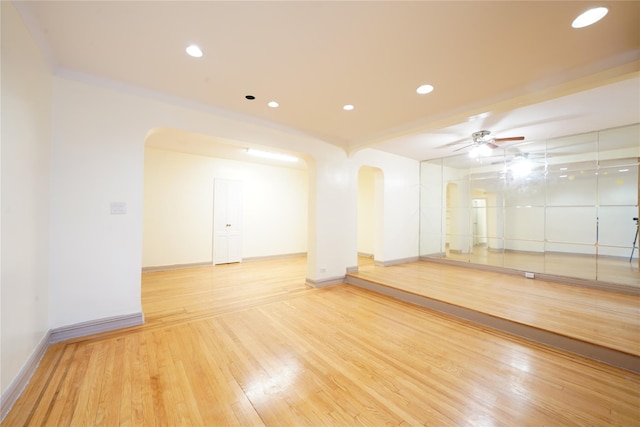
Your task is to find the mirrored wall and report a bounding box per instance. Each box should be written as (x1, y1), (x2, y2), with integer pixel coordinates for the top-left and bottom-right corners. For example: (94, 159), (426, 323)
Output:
(420, 124), (640, 288)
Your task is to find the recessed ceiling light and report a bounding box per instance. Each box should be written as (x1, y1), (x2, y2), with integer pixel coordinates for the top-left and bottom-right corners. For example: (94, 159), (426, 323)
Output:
(416, 84), (434, 95)
(268, 101), (279, 108)
(343, 104), (354, 111)
(186, 44), (203, 58)
(572, 7), (608, 28)
(619, 169), (629, 172)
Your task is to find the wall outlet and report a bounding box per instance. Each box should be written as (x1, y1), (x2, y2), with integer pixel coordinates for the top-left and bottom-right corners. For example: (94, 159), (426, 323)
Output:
(525, 272), (535, 279)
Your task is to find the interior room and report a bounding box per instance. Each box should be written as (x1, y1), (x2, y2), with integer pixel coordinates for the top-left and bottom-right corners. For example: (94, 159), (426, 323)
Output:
(2, 1), (639, 424)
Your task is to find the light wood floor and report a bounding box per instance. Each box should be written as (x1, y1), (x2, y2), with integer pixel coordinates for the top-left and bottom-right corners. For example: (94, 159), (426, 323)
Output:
(5, 257), (640, 426)
(351, 258), (640, 358)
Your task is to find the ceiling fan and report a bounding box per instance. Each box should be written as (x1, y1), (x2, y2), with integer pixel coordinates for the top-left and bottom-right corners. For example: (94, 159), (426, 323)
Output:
(453, 130), (525, 154)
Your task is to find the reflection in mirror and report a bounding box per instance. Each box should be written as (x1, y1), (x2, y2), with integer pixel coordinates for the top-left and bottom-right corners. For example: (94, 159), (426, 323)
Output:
(419, 124), (639, 289)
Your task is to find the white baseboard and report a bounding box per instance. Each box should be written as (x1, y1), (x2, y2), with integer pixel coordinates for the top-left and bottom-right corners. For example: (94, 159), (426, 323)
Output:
(142, 262), (212, 273)
(374, 256), (420, 267)
(243, 252), (307, 262)
(305, 276), (345, 288)
(1, 330), (51, 421)
(50, 312), (145, 343)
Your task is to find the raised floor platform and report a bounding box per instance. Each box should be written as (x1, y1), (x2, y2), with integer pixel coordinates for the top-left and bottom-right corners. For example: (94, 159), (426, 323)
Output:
(346, 259), (640, 374)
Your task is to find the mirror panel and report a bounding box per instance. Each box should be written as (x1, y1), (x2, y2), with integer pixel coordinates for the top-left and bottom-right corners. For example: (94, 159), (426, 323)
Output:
(544, 243), (597, 280)
(419, 124), (639, 289)
(504, 239), (545, 272)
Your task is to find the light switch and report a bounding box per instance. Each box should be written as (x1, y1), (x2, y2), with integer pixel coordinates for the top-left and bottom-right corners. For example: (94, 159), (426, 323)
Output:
(110, 202), (127, 215)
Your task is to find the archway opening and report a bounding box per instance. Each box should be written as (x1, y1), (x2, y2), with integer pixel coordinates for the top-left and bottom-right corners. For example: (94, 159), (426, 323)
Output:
(357, 166), (384, 266)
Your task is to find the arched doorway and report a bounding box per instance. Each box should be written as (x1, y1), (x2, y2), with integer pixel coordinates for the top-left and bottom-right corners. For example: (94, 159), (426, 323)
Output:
(357, 166), (384, 266)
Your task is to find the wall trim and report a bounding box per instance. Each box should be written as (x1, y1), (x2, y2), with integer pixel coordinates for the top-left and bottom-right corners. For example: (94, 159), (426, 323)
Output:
(374, 256), (420, 267)
(1, 330), (51, 421)
(142, 262), (212, 273)
(49, 312), (145, 343)
(419, 256), (640, 296)
(346, 266), (359, 274)
(305, 276), (345, 288)
(243, 252), (307, 263)
(142, 253), (309, 273)
(357, 252), (374, 258)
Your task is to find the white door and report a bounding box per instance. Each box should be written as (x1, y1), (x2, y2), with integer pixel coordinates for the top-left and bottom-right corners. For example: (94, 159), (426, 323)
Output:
(213, 179), (243, 264)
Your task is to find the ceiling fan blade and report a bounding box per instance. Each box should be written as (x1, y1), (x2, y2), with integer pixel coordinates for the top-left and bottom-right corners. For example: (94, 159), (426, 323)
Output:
(494, 136), (525, 143)
(453, 143), (475, 152)
(487, 142), (499, 149)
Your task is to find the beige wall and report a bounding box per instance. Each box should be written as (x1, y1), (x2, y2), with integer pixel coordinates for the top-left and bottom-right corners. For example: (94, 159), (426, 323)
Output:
(143, 148), (308, 267)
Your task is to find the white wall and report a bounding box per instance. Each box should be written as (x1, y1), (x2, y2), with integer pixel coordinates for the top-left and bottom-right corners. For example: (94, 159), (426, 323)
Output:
(1, 1), (52, 395)
(143, 147), (308, 267)
(353, 149), (420, 264)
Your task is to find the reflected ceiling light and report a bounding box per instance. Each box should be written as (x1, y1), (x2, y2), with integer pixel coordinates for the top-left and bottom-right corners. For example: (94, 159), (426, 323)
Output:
(246, 148), (298, 163)
(572, 7), (608, 28)
(469, 144), (492, 158)
(510, 159), (532, 178)
(268, 101), (279, 108)
(343, 104), (354, 111)
(186, 44), (203, 58)
(416, 84), (434, 95)
(619, 169), (629, 172)
(559, 175), (568, 178)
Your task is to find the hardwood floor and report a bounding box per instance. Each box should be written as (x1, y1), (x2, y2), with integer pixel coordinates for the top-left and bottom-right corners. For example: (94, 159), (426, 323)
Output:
(5, 256), (640, 426)
(350, 258), (640, 358)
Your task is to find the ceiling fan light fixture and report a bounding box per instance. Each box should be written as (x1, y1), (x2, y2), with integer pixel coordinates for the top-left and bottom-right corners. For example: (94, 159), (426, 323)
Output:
(469, 144), (492, 158)
(572, 7), (608, 28)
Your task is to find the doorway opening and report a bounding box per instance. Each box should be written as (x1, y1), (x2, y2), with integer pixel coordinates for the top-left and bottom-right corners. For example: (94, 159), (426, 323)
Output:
(357, 166), (384, 267)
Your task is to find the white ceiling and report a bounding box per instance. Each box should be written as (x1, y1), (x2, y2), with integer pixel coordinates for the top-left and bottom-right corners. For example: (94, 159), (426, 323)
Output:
(15, 1), (640, 162)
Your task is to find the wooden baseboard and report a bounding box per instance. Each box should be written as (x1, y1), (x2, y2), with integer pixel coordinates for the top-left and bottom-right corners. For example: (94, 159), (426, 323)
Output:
(50, 312), (145, 343)
(1, 330), (51, 421)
